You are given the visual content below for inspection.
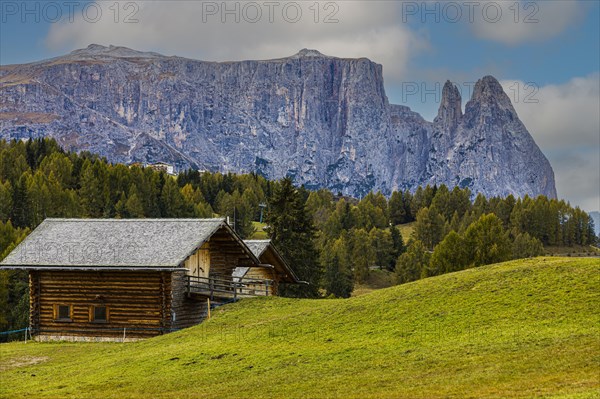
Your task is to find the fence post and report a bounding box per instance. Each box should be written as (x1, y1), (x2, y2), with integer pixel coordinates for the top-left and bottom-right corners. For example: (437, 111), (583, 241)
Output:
(234, 281), (237, 301)
(123, 328), (126, 342)
(24, 327), (28, 343)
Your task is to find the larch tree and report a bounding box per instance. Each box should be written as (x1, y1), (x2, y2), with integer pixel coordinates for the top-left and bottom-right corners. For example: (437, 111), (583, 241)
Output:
(321, 237), (353, 298)
(350, 228), (375, 284)
(464, 214), (511, 266)
(428, 231), (468, 276)
(394, 240), (430, 284)
(414, 207), (446, 250)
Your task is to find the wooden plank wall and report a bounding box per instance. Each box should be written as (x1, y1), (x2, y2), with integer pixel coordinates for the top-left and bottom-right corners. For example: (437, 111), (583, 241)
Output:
(206, 227), (255, 280)
(243, 267), (277, 295)
(169, 271), (208, 330)
(258, 250), (285, 294)
(184, 243), (211, 278)
(30, 270), (171, 339)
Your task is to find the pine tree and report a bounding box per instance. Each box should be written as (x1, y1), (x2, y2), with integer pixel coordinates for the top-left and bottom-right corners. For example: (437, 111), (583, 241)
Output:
(125, 185), (146, 218)
(369, 228), (394, 270)
(449, 211), (461, 232)
(323, 199), (355, 239)
(0, 221), (30, 335)
(464, 214), (511, 266)
(473, 193), (489, 216)
(431, 184), (451, 220)
(448, 186), (472, 218)
(414, 207), (446, 250)
(266, 177), (321, 297)
(10, 174), (31, 228)
(401, 190), (414, 222)
(26, 170), (50, 226)
(79, 161), (104, 217)
(395, 240), (430, 284)
(429, 231), (468, 275)
(216, 190), (255, 238)
(494, 194), (515, 228)
(355, 196), (387, 230)
(389, 224), (405, 270)
(194, 202), (214, 218)
(114, 192), (128, 218)
(39, 152), (73, 187)
(512, 232), (544, 259)
(350, 228), (375, 283)
(0, 145), (30, 184)
(321, 237), (353, 298)
(181, 183), (205, 206)
(305, 189), (334, 229)
(160, 177), (191, 217)
(389, 191), (406, 225)
(410, 186), (424, 218)
(0, 180), (13, 222)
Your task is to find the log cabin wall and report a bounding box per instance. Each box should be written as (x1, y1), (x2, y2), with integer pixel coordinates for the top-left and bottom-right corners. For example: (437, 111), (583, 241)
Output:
(206, 227), (255, 280)
(258, 250), (284, 294)
(29, 272), (41, 333)
(30, 270), (173, 340)
(169, 270), (208, 330)
(243, 267), (277, 296)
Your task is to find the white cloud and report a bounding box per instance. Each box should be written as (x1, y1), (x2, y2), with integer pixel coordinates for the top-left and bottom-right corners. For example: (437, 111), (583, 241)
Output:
(502, 74), (600, 211)
(470, 0), (585, 45)
(45, 1), (427, 80)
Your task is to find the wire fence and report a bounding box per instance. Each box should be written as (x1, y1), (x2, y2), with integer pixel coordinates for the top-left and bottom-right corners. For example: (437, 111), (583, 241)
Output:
(0, 327), (32, 343)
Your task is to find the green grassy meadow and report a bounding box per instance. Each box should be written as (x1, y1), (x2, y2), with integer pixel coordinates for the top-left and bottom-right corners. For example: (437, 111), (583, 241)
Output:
(543, 245), (600, 257)
(1, 257), (599, 398)
(352, 268), (394, 296)
(396, 222), (416, 240)
(250, 221), (268, 239)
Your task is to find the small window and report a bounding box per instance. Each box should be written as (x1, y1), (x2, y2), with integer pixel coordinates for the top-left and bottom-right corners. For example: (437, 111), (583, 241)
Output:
(54, 304), (72, 321)
(90, 305), (108, 323)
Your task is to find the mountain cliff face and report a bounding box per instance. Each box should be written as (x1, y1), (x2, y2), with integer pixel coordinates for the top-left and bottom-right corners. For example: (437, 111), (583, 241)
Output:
(0, 45), (556, 198)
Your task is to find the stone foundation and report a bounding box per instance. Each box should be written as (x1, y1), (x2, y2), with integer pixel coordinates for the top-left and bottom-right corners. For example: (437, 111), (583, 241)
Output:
(35, 334), (142, 343)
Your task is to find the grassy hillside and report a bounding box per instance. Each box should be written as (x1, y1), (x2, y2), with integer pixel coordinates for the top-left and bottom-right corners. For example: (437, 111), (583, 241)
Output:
(543, 245), (600, 257)
(250, 221), (268, 239)
(352, 269), (395, 296)
(396, 221), (415, 240)
(1, 257), (599, 399)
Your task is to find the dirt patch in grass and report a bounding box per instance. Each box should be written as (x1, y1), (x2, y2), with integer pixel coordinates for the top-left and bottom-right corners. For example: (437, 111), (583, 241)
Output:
(0, 356), (49, 372)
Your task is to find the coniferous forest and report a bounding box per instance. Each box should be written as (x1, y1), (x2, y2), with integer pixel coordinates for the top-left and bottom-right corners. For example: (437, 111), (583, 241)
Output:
(0, 138), (597, 335)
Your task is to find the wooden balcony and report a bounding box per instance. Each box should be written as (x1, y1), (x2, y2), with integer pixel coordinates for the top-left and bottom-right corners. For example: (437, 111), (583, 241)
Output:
(186, 275), (273, 300)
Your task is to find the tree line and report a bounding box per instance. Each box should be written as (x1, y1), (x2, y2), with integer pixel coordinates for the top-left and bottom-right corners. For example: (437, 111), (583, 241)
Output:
(0, 138), (597, 335)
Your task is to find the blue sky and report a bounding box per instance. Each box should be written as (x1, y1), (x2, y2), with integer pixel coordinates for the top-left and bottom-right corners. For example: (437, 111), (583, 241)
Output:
(1, 1), (599, 211)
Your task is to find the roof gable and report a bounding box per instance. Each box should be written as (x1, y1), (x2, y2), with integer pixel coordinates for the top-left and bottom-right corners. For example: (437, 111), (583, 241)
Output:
(243, 240), (271, 258)
(243, 240), (301, 283)
(1, 218), (230, 269)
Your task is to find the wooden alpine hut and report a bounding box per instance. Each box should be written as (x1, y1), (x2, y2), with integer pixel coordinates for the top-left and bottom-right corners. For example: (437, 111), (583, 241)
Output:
(234, 240), (304, 295)
(0, 218), (297, 341)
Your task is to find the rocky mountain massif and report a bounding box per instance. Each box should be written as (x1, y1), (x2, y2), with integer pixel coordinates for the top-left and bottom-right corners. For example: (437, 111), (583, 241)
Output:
(0, 45), (556, 198)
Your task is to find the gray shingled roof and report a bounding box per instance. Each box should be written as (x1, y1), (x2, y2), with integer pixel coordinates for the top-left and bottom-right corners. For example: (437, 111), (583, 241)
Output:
(243, 239), (302, 283)
(233, 240), (272, 281)
(243, 240), (271, 258)
(1, 218), (230, 269)
(232, 266), (250, 281)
